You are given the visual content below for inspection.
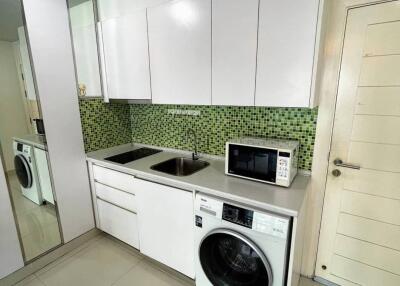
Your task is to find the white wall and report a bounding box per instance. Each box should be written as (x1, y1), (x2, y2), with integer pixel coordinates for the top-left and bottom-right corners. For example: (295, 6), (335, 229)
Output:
(0, 41), (30, 171)
(0, 156), (24, 279)
(17, 27), (37, 101)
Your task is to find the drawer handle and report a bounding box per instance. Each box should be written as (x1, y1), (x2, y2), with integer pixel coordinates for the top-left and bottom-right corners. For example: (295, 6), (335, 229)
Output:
(95, 181), (136, 196)
(97, 197), (137, 214)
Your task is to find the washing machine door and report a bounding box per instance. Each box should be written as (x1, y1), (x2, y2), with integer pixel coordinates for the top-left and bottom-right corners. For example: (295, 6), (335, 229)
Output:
(199, 229), (272, 286)
(14, 154), (33, 188)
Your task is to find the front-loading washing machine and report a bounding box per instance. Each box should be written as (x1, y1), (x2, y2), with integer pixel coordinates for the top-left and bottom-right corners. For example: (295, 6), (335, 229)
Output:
(13, 140), (43, 205)
(194, 193), (292, 286)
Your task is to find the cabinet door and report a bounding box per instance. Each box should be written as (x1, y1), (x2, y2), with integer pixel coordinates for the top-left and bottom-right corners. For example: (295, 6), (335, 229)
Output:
(101, 10), (151, 100)
(148, 0), (211, 105)
(255, 0), (320, 107)
(134, 178), (195, 278)
(97, 199), (140, 249)
(212, 0), (258, 106)
(97, 0), (170, 21)
(33, 148), (55, 204)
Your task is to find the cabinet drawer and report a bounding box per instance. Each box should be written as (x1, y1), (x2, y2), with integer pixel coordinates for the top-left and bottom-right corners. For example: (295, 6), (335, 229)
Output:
(97, 199), (139, 249)
(95, 182), (137, 213)
(92, 165), (134, 194)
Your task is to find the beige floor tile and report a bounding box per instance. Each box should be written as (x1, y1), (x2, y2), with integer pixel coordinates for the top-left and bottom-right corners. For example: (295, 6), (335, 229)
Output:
(22, 222), (62, 261)
(17, 205), (59, 237)
(10, 235), (322, 286)
(37, 236), (142, 286)
(13, 275), (44, 286)
(6, 172), (62, 261)
(34, 233), (106, 277)
(113, 260), (191, 286)
(7, 172), (21, 190)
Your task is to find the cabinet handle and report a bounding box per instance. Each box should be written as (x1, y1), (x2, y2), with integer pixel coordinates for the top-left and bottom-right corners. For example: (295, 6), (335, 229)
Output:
(97, 22), (109, 103)
(96, 197), (137, 214)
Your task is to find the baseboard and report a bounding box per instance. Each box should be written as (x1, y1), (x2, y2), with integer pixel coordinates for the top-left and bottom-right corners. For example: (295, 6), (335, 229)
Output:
(314, 276), (340, 286)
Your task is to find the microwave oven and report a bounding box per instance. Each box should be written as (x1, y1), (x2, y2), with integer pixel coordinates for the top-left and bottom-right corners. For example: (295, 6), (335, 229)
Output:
(225, 138), (299, 187)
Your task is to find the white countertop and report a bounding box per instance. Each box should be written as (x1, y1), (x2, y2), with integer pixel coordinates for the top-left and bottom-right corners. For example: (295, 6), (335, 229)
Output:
(13, 134), (47, 150)
(87, 143), (310, 217)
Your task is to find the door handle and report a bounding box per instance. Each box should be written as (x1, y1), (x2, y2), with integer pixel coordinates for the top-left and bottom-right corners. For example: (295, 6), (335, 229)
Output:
(333, 159), (360, 170)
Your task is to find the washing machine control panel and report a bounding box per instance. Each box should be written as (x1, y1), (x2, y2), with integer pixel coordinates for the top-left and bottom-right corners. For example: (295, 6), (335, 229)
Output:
(196, 194), (290, 239)
(222, 203), (289, 239)
(252, 212), (289, 239)
(222, 203), (254, 228)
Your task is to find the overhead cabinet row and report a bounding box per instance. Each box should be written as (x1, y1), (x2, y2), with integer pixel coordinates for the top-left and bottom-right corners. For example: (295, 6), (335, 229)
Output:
(98, 0), (323, 107)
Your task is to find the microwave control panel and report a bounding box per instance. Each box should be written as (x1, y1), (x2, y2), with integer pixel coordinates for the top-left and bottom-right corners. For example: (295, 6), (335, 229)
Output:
(277, 151), (290, 181)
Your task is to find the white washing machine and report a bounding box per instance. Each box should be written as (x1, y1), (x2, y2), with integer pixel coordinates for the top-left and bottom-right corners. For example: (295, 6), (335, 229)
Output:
(194, 193), (292, 286)
(13, 141), (43, 205)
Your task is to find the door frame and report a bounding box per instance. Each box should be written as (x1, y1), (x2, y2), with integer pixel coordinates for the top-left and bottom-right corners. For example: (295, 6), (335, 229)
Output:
(303, 0), (399, 278)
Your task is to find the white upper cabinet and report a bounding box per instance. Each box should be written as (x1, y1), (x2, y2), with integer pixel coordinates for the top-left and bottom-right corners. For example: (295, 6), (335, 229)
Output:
(100, 10), (151, 100)
(69, 2), (102, 97)
(211, 0), (259, 106)
(255, 0), (322, 107)
(97, 0), (170, 21)
(148, 0), (212, 105)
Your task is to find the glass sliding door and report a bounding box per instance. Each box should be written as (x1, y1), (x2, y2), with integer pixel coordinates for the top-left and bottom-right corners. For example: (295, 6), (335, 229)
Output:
(0, 0), (62, 262)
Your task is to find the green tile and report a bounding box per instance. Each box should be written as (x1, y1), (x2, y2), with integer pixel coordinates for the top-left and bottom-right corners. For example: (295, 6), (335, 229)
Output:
(130, 104), (318, 170)
(78, 98), (318, 170)
(78, 98), (131, 152)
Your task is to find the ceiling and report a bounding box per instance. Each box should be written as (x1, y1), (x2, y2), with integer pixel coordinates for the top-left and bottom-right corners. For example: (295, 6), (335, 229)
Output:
(0, 0), (23, 42)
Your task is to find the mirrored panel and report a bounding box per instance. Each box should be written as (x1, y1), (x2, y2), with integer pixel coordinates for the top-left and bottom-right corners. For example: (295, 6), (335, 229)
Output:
(0, 0), (62, 262)
(68, 0), (102, 98)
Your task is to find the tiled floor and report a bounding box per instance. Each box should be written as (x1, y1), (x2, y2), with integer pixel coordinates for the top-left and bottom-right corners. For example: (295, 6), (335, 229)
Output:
(7, 172), (62, 261)
(12, 234), (323, 286)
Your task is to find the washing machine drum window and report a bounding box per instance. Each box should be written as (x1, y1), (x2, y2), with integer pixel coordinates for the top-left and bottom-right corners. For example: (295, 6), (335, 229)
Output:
(14, 154), (33, 188)
(199, 230), (272, 286)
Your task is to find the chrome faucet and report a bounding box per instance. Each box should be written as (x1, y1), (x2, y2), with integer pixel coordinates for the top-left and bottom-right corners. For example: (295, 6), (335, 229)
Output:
(186, 128), (199, 160)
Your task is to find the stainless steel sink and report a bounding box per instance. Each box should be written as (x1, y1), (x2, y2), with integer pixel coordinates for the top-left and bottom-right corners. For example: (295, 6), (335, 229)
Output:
(150, 157), (210, 176)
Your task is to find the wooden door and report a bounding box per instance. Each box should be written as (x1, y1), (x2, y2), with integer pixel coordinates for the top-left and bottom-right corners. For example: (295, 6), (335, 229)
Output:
(316, 2), (400, 285)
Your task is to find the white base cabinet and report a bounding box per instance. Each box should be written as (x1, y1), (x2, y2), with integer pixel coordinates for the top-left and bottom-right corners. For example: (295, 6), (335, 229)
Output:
(89, 164), (195, 278)
(91, 165), (140, 249)
(34, 147), (55, 204)
(134, 178), (195, 278)
(97, 199), (140, 248)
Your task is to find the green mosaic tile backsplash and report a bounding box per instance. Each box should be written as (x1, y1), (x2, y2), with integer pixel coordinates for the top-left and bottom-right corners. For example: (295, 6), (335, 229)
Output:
(79, 98), (131, 152)
(130, 105), (318, 170)
(78, 98), (318, 170)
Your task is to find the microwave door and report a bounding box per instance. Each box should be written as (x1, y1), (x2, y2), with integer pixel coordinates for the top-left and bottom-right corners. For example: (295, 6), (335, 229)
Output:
(228, 145), (277, 182)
